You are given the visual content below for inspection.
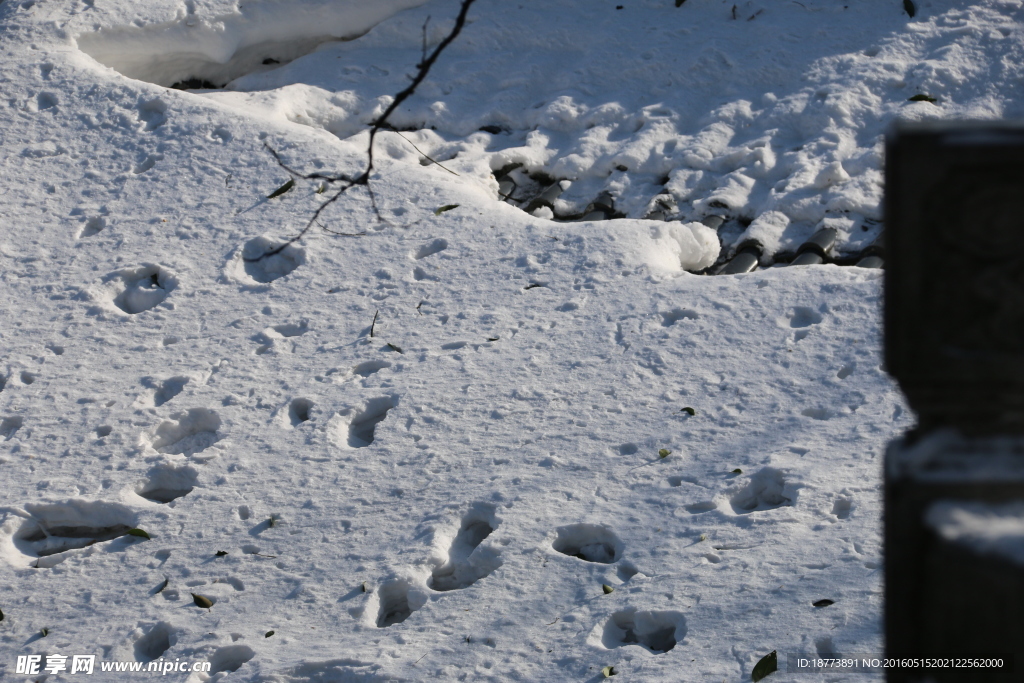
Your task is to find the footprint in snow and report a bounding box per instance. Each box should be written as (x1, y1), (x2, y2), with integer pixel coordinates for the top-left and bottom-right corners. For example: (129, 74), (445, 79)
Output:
(35, 92), (58, 111)
(231, 236), (304, 285)
(552, 523), (623, 563)
(597, 609), (686, 654)
(142, 375), (189, 407)
(831, 496), (853, 519)
(145, 408), (221, 458)
(331, 396), (398, 448)
(137, 97), (167, 132)
(349, 360), (391, 379)
(288, 398), (314, 426)
(660, 308), (699, 327)
(206, 645), (254, 675)
(800, 407), (833, 420)
(373, 579), (427, 628)
(134, 462), (198, 504)
(430, 507), (501, 592)
(134, 622), (178, 662)
(729, 467), (795, 514)
(78, 216), (105, 238)
(99, 264), (177, 315)
(3, 499), (139, 568)
(133, 153), (162, 174)
(412, 238), (448, 260)
(1, 416), (23, 440)
(253, 320), (309, 354)
(783, 305), (825, 341)
(412, 266), (439, 282)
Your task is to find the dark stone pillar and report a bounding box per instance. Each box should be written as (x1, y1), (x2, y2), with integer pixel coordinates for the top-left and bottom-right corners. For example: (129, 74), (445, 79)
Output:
(884, 122), (1024, 681)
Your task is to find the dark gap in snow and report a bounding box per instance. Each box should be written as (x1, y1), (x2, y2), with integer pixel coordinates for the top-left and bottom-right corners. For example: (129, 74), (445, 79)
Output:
(170, 77), (223, 91)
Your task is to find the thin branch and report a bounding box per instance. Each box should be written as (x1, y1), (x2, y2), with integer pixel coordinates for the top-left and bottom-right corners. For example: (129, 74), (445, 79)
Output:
(370, 309), (379, 338)
(247, 0), (477, 263)
(316, 218), (366, 237)
(420, 16), (431, 68)
(384, 127), (460, 176)
(365, 0), (477, 176)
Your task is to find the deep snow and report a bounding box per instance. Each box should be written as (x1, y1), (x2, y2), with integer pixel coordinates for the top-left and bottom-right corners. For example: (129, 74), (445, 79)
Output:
(1, 0), (1018, 680)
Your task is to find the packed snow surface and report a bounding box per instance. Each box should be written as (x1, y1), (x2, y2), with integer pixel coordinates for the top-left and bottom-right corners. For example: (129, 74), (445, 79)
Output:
(2, 0), (1020, 679)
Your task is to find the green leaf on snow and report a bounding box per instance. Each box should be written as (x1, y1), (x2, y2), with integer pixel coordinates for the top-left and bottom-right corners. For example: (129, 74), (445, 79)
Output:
(267, 178), (295, 199)
(191, 593), (214, 609)
(752, 650), (778, 682)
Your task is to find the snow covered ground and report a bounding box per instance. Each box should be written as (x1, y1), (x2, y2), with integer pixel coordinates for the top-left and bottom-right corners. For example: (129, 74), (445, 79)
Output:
(1, 0), (1020, 680)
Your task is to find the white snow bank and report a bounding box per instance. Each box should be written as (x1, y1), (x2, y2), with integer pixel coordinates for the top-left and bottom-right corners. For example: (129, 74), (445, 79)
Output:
(582, 219), (720, 275)
(75, 0), (429, 87)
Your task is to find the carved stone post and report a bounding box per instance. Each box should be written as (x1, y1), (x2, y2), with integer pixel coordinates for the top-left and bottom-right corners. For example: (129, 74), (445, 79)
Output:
(884, 121), (1024, 681)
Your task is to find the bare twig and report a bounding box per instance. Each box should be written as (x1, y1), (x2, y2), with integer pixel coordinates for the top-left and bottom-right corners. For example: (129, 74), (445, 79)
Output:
(385, 127), (460, 176)
(248, 0), (478, 263)
(420, 16), (431, 68)
(370, 309), (379, 337)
